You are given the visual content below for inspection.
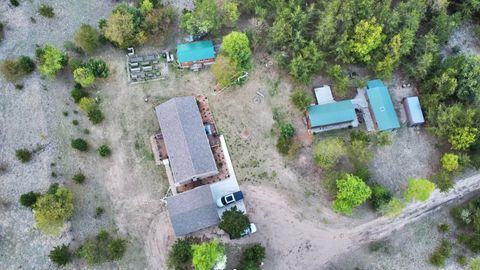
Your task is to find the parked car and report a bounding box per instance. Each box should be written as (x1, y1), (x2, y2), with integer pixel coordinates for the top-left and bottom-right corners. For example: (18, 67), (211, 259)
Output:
(240, 223), (257, 237)
(216, 191), (243, 207)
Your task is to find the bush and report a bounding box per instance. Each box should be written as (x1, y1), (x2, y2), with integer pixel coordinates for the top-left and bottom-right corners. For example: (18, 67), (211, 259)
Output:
(375, 132), (392, 146)
(219, 206), (250, 239)
(238, 243), (266, 270)
(88, 108), (104, 124)
(97, 144), (111, 157)
(71, 87), (88, 103)
(333, 174), (372, 216)
(33, 185), (74, 235)
(72, 173), (85, 184)
(469, 257), (480, 270)
(71, 138), (88, 151)
(38, 4), (54, 18)
(457, 255), (466, 266)
(10, 0), (19, 7)
(19, 191), (41, 208)
(1, 58), (32, 82)
(290, 90), (313, 110)
(86, 58), (109, 78)
(49, 245), (71, 267)
(441, 153), (459, 172)
(79, 97), (96, 113)
(72, 119), (79, 126)
(36, 44), (67, 79)
(435, 171), (454, 192)
(17, 56), (35, 74)
(191, 240), (225, 270)
(73, 67), (95, 87)
(167, 238), (195, 269)
(76, 229), (127, 265)
(380, 197), (406, 217)
(279, 123), (295, 139)
(370, 184), (392, 210)
(16, 148), (32, 163)
(404, 178), (436, 202)
(276, 136), (292, 155)
(74, 24), (101, 54)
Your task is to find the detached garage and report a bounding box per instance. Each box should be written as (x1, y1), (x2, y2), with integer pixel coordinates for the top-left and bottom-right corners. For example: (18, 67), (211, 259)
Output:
(403, 96), (425, 127)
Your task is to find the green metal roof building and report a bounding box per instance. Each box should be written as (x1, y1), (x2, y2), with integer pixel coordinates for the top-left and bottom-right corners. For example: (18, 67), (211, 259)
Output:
(307, 100), (357, 128)
(176, 40), (216, 64)
(366, 80), (400, 131)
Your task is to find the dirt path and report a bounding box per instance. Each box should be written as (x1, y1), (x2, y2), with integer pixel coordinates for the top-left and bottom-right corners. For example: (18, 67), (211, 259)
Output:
(235, 172), (480, 270)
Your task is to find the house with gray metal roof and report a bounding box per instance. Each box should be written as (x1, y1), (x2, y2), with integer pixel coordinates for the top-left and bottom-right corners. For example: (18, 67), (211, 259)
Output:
(166, 185), (219, 236)
(154, 96), (218, 186)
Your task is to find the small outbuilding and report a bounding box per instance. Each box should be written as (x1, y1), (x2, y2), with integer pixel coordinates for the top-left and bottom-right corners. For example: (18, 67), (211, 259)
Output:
(403, 96), (425, 127)
(366, 80), (400, 131)
(176, 40), (216, 69)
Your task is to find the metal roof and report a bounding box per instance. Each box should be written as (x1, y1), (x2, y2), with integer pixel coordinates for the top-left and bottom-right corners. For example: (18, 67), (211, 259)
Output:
(307, 100), (356, 127)
(404, 96), (425, 124)
(367, 80), (400, 131)
(155, 96), (218, 184)
(314, 85), (334, 105)
(166, 185), (219, 236)
(177, 40), (215, 63)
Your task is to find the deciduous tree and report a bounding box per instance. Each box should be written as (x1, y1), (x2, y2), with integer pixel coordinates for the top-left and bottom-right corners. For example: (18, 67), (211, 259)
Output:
(191, 240), (225, 270)
(404, 178), (436, 202)
(333, 174), (372, 216)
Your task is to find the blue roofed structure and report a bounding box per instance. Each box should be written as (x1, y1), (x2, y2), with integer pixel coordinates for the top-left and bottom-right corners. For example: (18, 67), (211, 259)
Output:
(366, 80), (400, 131)
(177, 41), (216, 68)
(307, 100), (357, 128)
(404, 96), (425, 127)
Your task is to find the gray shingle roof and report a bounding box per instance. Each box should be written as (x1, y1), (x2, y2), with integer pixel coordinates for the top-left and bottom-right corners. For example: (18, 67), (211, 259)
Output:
(155, 96), (218, 184)
(166, 185), (219, 236)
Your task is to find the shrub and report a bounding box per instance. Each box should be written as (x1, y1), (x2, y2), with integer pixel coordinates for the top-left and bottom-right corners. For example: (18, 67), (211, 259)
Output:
(97, 144), (111, 157)
(212, 55), (238, 88)
(438, 223), (450, 233)
(219, 206), (250, 239)
(71, 138), (88, 151)
(290, 89), (313, 110)
(76, 230), (127, 265)
(74, 24), (101, 54)
(95, 207), (104, 218)
(72, 173), (85, 184)
(435, 171), (454, 192)
(49, 245), (71, 266)
(167, 238), (195, 269)
(370, 184), (392, 210)
(19, 191), (41, 208)
(33, 185), (74, 235)
(72, 120), (79, 126)
(1, 59), (24, 82)
(36, 44), (67, 79)
(88, 108), (104, 124)
(16, 148), (32, 163)
(470, 257), (480, 270)
(79, 97), (96, 113)
(238, 243), (266, 270)
(276, 136), (292, 155)
(86, 58), (109, 78)
(0, 23), (3, 42)
(10, 0), (19, 7)
(73, 67), (95, 87)
(71, 87), (88, 103)
(313, 137), (347, 171)
(457, 255), (466, 266)
(38, 4), (55, 18)
(333, 174), (372, 216)
(380, 197), (406, 217)
(375, 132), (392, 146)
(191, 240), (225, 270)
(15, 84), (24, 90)
(68, 57), (83, 71)
(17, 56), (36, 74)
(441, 153), (459, 172)
(404, 178), (436, 202)
(279, 123), (295, 139)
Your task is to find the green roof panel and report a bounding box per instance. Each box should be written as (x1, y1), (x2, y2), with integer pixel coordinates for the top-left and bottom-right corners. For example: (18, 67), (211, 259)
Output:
(308, 100), (356, 127)
(367, 81), (400, 131)
(177, 41), (216, 63)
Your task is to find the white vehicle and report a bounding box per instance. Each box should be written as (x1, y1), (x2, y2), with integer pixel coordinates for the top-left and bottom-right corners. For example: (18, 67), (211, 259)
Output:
(240, 223), (257, 237)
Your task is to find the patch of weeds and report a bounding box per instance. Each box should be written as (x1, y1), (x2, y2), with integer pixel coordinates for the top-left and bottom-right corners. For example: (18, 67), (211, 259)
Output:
(304, 190), (313, 199)
(30, 17), (36, 23)
(15, 84), (24, 90)
(10, 0), (19, 7)
(38, 4), (55, 18)
(249, 159), (259, 167)
(63, 111), (69, 117)
(83, 129), (90, 135)
(51, 172), (57, 178)
(94, 207), (104, 218)
(368, 240), (392, 254)
(438, 223), (450, 233)
(429, 239), (451, 267)
(457, 255), (466, 266)
(72, 173), (85, 184)
(268, 78), (280, 96)
(72, 120), (79, 126)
